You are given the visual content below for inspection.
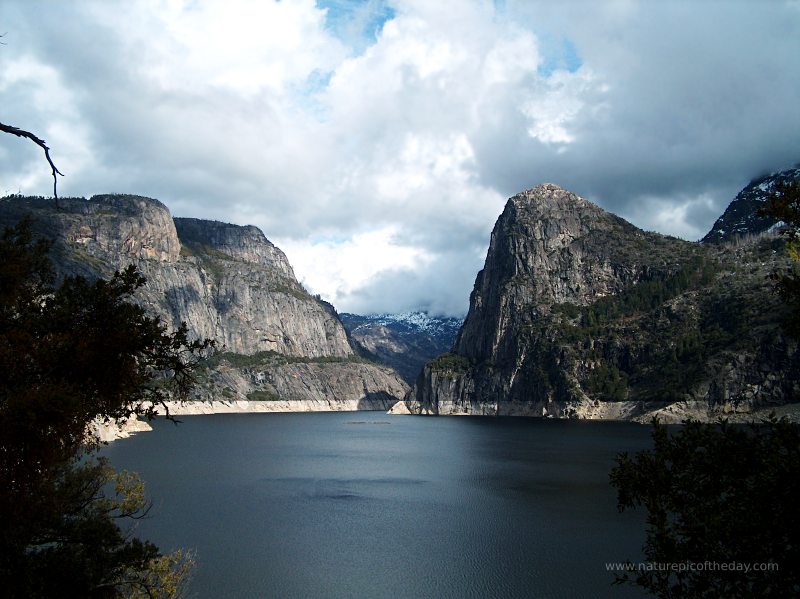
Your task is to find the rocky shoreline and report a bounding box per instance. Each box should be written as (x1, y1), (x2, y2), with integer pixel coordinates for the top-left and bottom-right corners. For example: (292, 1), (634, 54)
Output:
(94, 396), (800, 444)
(388, 398), (800, 424)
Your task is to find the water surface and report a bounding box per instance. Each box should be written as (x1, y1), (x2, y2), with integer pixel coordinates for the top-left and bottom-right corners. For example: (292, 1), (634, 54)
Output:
(103, 413), (652, 598)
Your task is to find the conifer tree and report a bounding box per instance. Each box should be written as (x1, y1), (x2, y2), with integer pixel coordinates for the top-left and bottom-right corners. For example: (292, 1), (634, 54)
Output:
(0, 220), (213, 597)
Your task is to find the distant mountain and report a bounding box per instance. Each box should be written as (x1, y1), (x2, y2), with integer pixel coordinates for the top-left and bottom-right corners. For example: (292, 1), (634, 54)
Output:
(340, 312), (463, 384)
(702, 166), (800, 243)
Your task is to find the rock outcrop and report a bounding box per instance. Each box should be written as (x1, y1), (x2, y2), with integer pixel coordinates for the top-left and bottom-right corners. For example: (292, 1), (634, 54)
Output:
(399, 183), (799, 421)
(0, 194), (408, 409)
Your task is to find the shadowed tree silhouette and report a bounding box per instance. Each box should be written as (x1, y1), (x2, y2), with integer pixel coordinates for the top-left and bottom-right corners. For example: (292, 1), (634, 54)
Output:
(610, 417), (800, 598)
(0, 220), (214, 597)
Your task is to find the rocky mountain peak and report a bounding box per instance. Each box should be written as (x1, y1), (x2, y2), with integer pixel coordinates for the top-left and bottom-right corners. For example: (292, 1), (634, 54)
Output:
(702, 165), (800, 244)
(91, 193), (171, 215)
(512, 182), (598, 211)
(0, 194), (349, 357)
(340, 312), (463, 384)
(455, 184), (673, 361)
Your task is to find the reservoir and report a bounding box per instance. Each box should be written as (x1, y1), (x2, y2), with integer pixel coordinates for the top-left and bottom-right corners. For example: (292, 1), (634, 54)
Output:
(103, 412), (653, 598)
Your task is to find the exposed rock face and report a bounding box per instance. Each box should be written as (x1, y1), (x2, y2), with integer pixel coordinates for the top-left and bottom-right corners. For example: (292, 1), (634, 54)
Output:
(174, 217), (295, 278)
(157, 398), (399, 415)
(0, 194), (407, 408)
(0, 194), (181, 266)
(171, 216), (352, 357)
(702, 166), (800, 244)
(188, 355), (408, 408)
(401, 183), (799, 421)
(89, 416), (153, 443)
(340, 312), (463, 384)
(455, 184), (674, 362)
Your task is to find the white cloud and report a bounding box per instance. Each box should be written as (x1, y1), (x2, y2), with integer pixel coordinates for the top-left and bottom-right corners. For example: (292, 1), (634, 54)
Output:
(483, 31), (540, 85)
(522, 70), (600, 145)
(0, 53), (94, 194)
(276, 226), (430, 302)
(620, 194), (719, 242)
(90, 0), (348, 96)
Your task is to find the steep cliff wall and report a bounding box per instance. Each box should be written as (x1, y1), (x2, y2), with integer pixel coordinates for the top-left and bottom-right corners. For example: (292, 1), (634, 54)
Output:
(400, 184), (799, 422)
(0, 194), (408, 407)
(455, 184), (680, 363)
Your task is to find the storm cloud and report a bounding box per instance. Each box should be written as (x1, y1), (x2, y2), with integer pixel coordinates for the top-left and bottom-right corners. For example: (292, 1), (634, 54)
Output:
(1, 0), (798, 316)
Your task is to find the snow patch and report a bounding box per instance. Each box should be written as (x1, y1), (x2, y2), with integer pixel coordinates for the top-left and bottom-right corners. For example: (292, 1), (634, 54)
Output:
(768, 220), (787, 233)
(350, 311), (464, 334)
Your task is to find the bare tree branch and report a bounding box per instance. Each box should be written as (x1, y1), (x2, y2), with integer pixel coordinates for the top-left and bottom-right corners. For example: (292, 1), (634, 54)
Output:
(0, 120), (64, 198)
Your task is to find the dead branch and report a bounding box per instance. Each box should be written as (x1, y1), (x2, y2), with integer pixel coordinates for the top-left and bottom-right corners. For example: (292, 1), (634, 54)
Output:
(0, 120), (64, 198)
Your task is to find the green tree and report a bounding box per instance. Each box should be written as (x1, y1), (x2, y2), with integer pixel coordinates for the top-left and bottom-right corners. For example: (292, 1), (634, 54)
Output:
(585, 364), (627, 401)
(610, 418), (800, 598)
(0, 220), (212, 597)
(759, 179), (800, 336)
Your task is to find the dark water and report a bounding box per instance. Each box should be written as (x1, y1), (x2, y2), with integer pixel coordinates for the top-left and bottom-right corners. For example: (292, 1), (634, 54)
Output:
(102, 413), (653, 599)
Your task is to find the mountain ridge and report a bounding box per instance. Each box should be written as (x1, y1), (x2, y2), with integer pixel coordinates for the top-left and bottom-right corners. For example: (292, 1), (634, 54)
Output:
(702, 166), (800, 244)
(0, 194), (409, 409)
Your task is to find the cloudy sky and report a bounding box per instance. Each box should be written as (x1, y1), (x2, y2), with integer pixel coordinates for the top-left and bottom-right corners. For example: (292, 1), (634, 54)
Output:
(1, 1), (799, 316)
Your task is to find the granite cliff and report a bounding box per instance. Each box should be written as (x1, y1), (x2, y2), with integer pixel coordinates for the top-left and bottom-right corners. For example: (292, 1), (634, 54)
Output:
(0, 194), (408, 409)
(396, 183), (799, 422)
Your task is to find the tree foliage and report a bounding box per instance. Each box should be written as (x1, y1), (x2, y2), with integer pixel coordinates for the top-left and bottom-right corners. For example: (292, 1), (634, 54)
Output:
(759, 180), (800, 336)
(610, 417), (800, 598)
(0, 219), (212, 597)
(547, 256), (725, 402)
(427, 352), (471, 374)
(552, 256), (720, 334)
(585, 364), (627, 401)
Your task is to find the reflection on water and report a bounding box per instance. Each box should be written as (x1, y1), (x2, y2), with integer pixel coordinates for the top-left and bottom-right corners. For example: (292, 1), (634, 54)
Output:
(103, 413), (652, 599)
